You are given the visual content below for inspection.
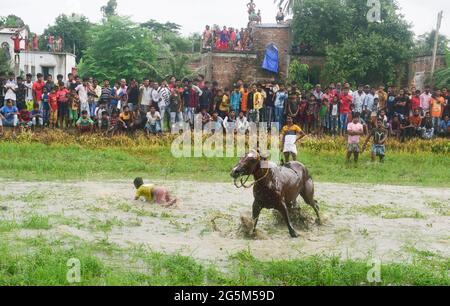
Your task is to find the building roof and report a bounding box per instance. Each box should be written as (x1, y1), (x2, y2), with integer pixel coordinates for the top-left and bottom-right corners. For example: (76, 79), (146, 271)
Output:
(0, 26), (27, 35)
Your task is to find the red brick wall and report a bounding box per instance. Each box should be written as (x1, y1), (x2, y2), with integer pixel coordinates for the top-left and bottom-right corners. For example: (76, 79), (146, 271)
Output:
(201, 52), (259, 87)
(200, 24), (292, 88)
(251, 24), (291, 81)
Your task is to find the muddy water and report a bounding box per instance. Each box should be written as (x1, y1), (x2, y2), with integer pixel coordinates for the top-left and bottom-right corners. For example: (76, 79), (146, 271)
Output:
(0, 180), (449, 264)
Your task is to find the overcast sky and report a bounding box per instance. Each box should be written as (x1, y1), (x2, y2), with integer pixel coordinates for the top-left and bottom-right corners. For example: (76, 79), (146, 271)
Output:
(1, 0), (449, 38)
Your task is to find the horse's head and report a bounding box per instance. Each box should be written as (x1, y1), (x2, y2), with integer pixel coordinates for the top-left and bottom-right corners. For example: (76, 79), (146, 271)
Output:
(230, 149), (262, 179)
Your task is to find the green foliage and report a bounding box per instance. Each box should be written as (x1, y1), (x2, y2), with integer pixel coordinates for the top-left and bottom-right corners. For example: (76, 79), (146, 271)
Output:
(323, 32), (410, 85)
(292, 0), (414, 85)
(415, 31), (449, 56)
(0, 49), (12, 75)
(0, 237), (448, 285)
(434, 67), (450, 88)
(291, 0), (351, 55)
(77, 16), (158, 82)
(39, 14), (93, 61)
(288, 59), (309, 88)
(141, 20), (182, 35)
(0, 15), (25, 28)
(434, 49), (450, 88)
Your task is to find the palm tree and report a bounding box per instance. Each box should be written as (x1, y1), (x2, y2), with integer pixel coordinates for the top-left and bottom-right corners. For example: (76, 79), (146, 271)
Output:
(274, 0), (302, 15)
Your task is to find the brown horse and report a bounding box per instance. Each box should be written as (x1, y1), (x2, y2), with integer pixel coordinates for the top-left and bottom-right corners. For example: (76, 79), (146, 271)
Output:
(230, 150), (321, 238)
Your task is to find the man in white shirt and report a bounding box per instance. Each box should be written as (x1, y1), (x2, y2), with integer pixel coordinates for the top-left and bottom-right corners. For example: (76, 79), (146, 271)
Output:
(75, 77), (90, 116)
(145, 105), (162, 135)
(139, 78), (152, 113)
(363, 85), (376, 115)
(24, 73), (34, 110)
(352, 85), (366, 115)
(420, 86), (432, 115)
(236, 111), (250, 134)
(158, 81), (171, 132)
(4, 73), (17, 103)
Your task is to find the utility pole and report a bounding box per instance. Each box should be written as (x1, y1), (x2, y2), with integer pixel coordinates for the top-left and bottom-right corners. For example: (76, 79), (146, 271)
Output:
(430, 11), (443, 80)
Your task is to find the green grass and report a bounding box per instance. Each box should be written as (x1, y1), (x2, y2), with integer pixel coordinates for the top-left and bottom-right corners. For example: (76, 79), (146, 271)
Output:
(427, 201), (450, 216)
(21, 215), (52, 230)
(0, 237), (448, 286)
(355, 205), (426, 220)
(0, 142), (449, 186)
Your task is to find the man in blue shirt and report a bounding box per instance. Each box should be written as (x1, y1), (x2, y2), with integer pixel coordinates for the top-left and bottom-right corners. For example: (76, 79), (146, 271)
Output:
(439, 115), (450, 137)
(0, 99), (19, 137)
(274, 85), (288, 131)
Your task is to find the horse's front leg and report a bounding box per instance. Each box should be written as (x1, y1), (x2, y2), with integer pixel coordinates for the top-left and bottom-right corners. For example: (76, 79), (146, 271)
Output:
(277, 201), (299, 238)
(252, 201), (263, 234)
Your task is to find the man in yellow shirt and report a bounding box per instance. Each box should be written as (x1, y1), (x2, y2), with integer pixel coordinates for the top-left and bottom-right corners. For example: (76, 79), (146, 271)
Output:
(134, 178), (178, 207)
(253, 87), (264, 123)
(280, 116), (306, 162)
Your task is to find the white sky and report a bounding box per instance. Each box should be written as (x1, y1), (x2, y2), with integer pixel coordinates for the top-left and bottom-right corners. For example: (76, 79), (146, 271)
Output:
(1, 0), (449, 38)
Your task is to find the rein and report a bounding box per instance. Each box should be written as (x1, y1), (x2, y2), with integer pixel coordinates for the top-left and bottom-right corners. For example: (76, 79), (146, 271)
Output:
(234, 168), (270, 189)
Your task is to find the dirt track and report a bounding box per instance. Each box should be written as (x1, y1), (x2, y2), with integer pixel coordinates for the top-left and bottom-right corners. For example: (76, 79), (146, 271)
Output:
(0, 180), (449, 264)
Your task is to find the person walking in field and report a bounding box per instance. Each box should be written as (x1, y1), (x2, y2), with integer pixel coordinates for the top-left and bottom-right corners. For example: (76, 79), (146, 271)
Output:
(346, 113), (364, 163)
(280, 115), (306, 163)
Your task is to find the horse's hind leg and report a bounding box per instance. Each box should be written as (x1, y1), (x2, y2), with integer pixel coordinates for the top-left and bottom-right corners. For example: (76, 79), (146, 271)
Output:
(276, 202), (299, 238)
(301, 179), (321, 225)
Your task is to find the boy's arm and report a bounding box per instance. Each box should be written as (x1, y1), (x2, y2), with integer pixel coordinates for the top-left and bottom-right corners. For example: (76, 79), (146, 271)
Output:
(295, 130), (306, 143)
(362, 133), (372, 151)
(134, 189), (141, 201)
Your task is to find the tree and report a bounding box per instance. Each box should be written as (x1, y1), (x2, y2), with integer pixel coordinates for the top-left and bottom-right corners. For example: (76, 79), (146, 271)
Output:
(288, 59), (310, 88)
(101, 0), (118, 19)
(415, 31), (449, 56)
(0, 49), (12, 75)
(141, 20), (181, 35)
(40, 14), (92, 62)
(292, 0), (414, 85)
(291, 0), (351, 54)
(0, 15), (25, 27)
(77, 16), (158, 82)
(434, 49), (450, 88)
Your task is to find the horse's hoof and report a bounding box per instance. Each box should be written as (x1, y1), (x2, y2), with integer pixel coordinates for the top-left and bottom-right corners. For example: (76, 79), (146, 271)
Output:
(316, 219), (322, 226)
(290, 231), (299, 238)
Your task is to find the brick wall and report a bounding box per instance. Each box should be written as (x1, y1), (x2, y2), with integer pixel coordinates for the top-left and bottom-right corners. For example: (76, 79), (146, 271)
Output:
(251, 24), (291, 81)
(200, 23), (291, 88)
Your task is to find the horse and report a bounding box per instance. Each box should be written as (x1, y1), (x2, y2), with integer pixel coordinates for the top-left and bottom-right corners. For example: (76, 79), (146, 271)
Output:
(230, 150), (321, 238)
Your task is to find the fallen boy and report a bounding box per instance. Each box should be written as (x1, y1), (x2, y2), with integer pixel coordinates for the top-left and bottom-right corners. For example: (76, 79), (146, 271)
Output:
(133, 178), (178, 207)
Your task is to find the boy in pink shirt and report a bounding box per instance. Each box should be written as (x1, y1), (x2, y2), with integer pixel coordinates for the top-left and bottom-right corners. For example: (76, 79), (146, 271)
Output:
(347, 113), (364, 163)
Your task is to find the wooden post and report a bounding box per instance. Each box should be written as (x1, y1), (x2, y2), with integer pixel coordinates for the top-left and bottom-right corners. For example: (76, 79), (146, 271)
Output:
(430, 11), (443, 81)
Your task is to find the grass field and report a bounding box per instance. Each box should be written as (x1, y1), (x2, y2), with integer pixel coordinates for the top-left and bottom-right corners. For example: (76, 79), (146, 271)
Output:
(0, 133), (449, 286)
(0, 141), (449, 186)
(1, 235), (448, 286)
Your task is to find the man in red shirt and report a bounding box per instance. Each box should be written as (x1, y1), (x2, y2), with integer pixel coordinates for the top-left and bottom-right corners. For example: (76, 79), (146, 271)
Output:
(410, 90), (421, 112)
(32, 73), (46, 104)
(340, 87), (353, 135)
(57, 83), (70, 128)
(48, 87), (58, 128)
(11, 34), (22, 53)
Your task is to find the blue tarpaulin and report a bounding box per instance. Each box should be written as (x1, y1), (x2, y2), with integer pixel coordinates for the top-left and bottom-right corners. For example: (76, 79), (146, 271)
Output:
(262, 43), (279, 73)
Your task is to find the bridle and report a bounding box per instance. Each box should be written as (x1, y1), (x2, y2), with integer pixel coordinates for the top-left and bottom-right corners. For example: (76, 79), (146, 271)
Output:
(233, 168), (270, 189)
(233, 151), (271, 189)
